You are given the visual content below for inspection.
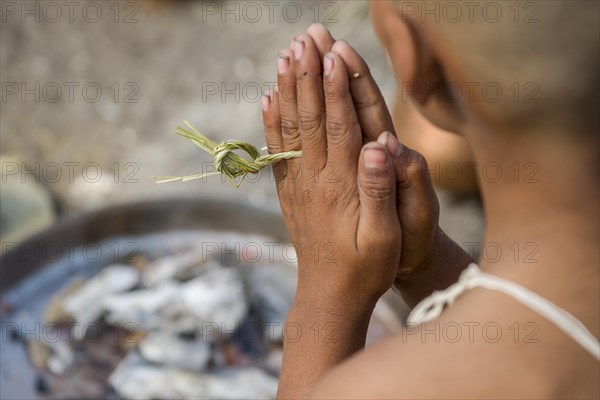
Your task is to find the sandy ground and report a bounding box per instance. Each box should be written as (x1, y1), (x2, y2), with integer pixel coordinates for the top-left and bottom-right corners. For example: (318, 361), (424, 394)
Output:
(1, 0), (483, 248)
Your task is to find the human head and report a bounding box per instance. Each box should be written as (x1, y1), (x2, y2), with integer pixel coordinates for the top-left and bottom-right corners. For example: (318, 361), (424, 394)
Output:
(370, 1), (599, 140)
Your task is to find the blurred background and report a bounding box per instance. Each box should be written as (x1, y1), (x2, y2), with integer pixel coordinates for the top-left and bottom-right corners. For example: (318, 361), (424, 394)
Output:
(1, 1), (483, 399)
(1, 0), (482, 243)
(1, 0), (395, 225)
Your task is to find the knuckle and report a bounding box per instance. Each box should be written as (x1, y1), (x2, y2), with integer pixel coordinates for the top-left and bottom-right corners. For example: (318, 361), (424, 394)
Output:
(302, 183), (316, 205)
(325, 116), (357, 146)
(297, 111), (322, 135)
(354, 95), (379, 110)
(280, 116), (298, 137)
(360, 178), (393, 201)
(323, 80), (346, 100)
(323, 184), (342, 206)
(278, 82), (296, 101)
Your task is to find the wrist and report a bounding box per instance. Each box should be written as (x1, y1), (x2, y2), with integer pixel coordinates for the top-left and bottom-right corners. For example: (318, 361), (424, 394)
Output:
(293, 281), (378, 323)
(278, 282), (376, 399)
(286, 294), (374, 345)
(395, 227), (472, 308)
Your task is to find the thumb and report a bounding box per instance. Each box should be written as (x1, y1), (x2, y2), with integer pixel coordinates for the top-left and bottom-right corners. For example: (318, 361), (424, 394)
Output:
(357, 140), (400, 249)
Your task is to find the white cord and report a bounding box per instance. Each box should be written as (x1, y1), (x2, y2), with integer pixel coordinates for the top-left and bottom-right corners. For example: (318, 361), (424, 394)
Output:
(407, 264), (600, 361)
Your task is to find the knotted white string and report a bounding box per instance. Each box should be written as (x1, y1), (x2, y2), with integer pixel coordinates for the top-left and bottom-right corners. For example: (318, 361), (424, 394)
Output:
(407, 263), (600, 361)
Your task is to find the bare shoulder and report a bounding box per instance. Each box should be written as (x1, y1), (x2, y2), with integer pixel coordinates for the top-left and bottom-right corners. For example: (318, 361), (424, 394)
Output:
(310, 288), (600, 399)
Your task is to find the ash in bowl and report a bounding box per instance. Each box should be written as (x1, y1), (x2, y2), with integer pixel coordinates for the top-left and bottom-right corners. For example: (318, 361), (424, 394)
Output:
(1, 230), (401, 399)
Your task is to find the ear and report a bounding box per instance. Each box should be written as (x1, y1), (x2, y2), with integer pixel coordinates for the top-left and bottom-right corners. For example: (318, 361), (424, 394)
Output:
(370, 2), (465, 134)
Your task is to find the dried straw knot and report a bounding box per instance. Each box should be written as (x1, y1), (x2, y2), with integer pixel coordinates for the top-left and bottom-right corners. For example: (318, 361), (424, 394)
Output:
(155, 120), (301, 187)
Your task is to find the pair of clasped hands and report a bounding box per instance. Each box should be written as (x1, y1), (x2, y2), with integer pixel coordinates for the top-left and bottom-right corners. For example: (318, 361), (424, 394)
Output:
(261, 24), (442, 313)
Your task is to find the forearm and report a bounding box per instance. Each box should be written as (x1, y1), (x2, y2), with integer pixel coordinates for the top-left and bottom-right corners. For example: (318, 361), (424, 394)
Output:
(396, 228), (473, 308)
(276, 287), (375, 399)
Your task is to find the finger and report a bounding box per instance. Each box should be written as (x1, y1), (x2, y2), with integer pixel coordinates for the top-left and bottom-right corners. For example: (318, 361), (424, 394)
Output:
(262, 90), (287, 183)
(356, 142), (399, 251)
(262, 91), (283, 154)
(378, 131), (439, 253)
(332, 40), (395, 143)
(277, 48), (301, 160)
(293, 34), (328, 173)
(323, 51), (362, 175)
(306, 23), (336, 62)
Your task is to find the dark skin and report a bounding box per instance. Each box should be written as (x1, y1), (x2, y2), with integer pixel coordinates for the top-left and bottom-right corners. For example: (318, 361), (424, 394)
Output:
(263, 24), (471, 398)
(266, 25), (471, 309)
(262, 13), (599, 400)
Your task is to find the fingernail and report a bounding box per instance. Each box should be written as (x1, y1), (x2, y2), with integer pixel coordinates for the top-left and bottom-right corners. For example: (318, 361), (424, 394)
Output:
(277, 53), (289, 74)
(377, 131), (389, 146)
(293, 37), (305, 59)
(363, 145), (387, 170)
(324, 53), (335, 76)
(311, 22), (328, 32)
(274, 84), (279, 93)
(261, 92), (270, 112)
(386, 133), (404, 158)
